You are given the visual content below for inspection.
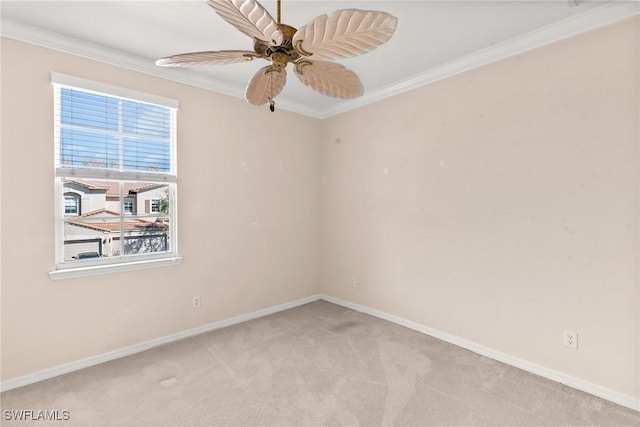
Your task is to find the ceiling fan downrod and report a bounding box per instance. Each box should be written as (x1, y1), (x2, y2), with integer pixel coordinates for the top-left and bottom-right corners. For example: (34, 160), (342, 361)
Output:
(277, 0), (281, 24)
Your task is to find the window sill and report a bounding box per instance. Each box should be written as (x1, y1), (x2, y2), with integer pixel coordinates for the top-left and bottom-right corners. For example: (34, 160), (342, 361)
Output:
(49, 256), (182, 280)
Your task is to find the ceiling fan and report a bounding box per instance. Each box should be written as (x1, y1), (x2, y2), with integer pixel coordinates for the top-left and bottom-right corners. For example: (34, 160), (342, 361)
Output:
(156, 0), (398, 111)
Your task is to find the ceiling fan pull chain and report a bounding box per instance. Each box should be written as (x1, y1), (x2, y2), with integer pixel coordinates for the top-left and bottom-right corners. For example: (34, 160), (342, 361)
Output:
(268, 69), (276, 112)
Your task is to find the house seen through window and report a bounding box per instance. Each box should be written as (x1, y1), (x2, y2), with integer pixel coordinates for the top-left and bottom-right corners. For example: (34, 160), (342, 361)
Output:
(53, 74), (178, 268)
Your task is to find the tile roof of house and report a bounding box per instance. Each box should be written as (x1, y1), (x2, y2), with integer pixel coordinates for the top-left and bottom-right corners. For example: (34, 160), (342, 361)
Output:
(127, 183), (163, 194)
(64, 179), (164, 197)
(80, 208), (120, 217)
(65, 179), (110, 191)
(68, 218), (168, 233)
(107, 182), (163, 197)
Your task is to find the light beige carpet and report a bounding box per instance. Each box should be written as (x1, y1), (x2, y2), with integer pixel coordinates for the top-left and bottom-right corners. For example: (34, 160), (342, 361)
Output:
(1, 300), (638, 426)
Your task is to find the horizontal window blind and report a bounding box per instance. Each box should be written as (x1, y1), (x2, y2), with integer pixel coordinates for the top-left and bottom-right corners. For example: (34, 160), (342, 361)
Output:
(51, 72), (178, 108)
(53, 77), (177, 182)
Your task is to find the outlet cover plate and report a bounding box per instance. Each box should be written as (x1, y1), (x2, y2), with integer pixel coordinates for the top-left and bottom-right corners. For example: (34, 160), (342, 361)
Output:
(563, 331), (578, 349)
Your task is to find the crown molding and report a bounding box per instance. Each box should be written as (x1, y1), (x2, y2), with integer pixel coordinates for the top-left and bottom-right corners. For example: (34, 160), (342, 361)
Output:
(319, 0), (640, 118)
(0, 19), (240, 98)
(0, 18), (323, 118)
(1, 1), (638, 120)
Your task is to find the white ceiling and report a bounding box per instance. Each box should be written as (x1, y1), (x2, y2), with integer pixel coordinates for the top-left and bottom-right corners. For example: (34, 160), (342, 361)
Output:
(1, 1), (638, 117)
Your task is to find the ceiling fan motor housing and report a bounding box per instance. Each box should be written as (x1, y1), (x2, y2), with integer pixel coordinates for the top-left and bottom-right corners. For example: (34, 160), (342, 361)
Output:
(254, 23), (301, 67)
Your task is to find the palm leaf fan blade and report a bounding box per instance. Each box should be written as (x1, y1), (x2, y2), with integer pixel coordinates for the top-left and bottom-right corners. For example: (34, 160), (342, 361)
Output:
(245, 65), (287, 105)
(293, 9), (397, 61)
(156, 50), (258, 67)
(294, 60), (363, 99)
(206, 0), (283, 45)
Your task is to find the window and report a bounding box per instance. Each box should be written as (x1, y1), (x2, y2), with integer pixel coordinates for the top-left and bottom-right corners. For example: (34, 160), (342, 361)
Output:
(64, 193), (80, 215)
(123, 199), (133, 214)
(51, 73), (180, 278)
(150, 199), (161, 213)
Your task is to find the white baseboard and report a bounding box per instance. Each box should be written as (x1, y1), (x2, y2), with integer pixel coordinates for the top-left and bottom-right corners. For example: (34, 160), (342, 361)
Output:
(2, 292), (638, 413)
(319, 294), (640, 412)
(0, 294), (321, 393)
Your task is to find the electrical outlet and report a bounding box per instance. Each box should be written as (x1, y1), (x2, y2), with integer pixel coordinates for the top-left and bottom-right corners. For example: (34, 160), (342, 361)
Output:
(193, 296), (201, 309)
(563, 331), (578, 349)
(350, 279), (362, 290)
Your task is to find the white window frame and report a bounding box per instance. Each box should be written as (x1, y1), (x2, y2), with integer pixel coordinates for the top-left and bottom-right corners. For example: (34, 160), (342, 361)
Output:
(49, 73), (181, 280)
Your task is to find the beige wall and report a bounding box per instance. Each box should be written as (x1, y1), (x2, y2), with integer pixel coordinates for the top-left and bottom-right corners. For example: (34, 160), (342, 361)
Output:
(0, 38), (322, 379)
(320, 16), (639, 399)
(2, 16), (638, 402)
